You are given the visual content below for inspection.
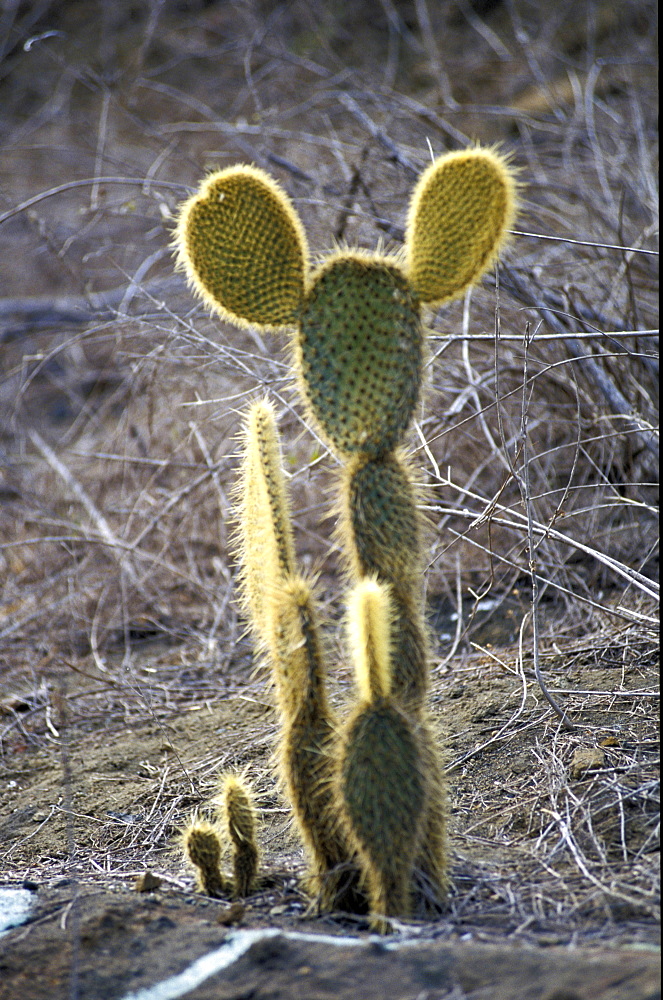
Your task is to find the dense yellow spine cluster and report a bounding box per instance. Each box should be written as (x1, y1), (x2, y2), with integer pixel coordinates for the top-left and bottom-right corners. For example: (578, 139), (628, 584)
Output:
(346, 578), (393, 703)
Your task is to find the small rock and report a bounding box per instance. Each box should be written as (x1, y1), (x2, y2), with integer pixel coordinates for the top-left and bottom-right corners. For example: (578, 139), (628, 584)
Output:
(134, 872), (162, 892)
(570, 747), (605, 779)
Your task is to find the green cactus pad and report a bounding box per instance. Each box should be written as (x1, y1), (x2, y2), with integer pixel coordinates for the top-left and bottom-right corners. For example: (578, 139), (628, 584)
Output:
(405, 147), (517, 305)
(341, 453), (421, 584)
(296, 252), (423, 457)
(340, 700), (426, 920)
(174, 164), (308, 330)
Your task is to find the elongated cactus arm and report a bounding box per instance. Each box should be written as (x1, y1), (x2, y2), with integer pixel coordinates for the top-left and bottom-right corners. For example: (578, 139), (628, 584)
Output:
(174, 163), (308, 330)
(270, 575), (360, 908)
(236, 399), (296, 646)
(405, 146), (518, 305)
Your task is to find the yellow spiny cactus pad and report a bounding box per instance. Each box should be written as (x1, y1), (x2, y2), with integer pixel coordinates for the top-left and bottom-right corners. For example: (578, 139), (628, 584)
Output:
(296, 252), (423, 457)
(405, 147), (517, 305)
(236, 399), (296, 646)
(174, 164), (308, 329)
(347, 578), (393, 703)
(182, 819), (229, 897)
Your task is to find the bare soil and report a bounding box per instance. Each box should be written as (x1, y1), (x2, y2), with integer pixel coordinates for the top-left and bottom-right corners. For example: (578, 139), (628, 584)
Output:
(0, 2), (659, 999)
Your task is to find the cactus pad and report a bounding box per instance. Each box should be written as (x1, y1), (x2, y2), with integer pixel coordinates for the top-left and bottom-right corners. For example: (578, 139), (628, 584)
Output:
(182, 820), (229, 897)
(296, 252), (423, 457)
(406, 147), (517, 305)
(339, 580), (427, 922)
(236, 399), (296, 646)
(174, 164), (308, 329)
(340, 701), (426, 919)
(341, 452), (421, 584)
(221, 775), (259, 898)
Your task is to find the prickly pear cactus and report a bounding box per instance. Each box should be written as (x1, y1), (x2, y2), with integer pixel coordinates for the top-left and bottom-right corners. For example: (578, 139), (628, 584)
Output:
(174, 145), (518, 925)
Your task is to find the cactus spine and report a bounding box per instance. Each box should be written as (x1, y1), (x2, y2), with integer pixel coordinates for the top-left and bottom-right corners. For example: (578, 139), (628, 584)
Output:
(174, 146), (519, 926)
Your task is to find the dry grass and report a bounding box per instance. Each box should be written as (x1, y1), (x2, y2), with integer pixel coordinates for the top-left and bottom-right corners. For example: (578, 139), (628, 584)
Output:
(0, 0), (658, 949)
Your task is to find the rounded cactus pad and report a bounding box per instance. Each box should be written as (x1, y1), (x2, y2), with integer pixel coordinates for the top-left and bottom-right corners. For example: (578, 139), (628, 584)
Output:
(296, 252), (424, 457)
(405, 147), (518, 305)
(174, 164), (308, 329)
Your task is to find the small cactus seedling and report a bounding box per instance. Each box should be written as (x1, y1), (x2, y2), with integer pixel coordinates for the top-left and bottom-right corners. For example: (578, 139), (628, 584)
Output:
(220, 774), (259, 898)
(182, 819), (230, 898)
(174, 145), (518, 926)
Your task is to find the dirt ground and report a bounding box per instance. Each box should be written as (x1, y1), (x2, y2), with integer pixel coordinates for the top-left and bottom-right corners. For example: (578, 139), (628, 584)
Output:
(0, 2), (659, 999)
